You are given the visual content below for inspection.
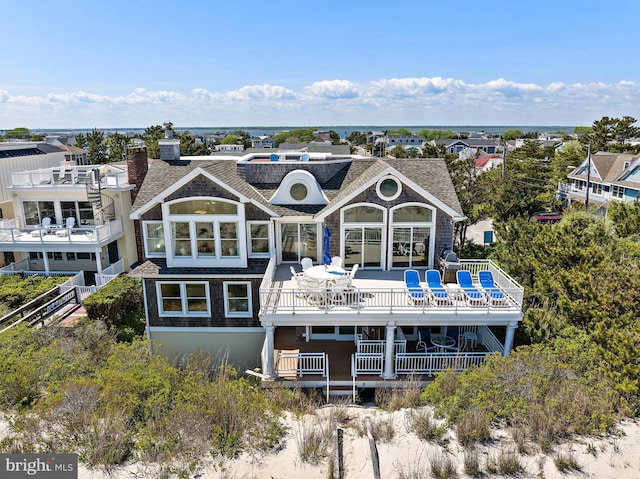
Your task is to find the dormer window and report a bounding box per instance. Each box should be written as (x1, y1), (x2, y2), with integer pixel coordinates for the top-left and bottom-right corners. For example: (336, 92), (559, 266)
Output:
(270, 170), (328, 205)
(290, 183), (308, 201)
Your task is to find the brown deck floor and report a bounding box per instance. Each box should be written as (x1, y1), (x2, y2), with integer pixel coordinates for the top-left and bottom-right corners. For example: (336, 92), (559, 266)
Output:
(273, 327), (489, 382)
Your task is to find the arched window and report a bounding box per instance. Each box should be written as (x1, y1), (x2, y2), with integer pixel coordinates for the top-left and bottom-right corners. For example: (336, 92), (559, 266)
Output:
(390, 203), (435, 269)
(341, 203), (386, 269)
(164, 197), (245, 267)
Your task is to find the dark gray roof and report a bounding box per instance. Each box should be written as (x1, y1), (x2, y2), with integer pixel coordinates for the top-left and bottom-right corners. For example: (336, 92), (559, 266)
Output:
(132, 156), (463, 219)
(0, 142), (66, 158)
(129, 258), (270, 277)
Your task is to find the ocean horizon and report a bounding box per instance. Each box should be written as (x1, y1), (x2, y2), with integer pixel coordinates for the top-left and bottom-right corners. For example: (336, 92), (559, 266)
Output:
(25, 125), (576, 138)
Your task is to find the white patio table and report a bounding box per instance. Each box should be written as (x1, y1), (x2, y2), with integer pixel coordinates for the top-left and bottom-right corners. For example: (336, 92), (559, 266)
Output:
(430, 333), (456, 352)
(304, 265), (348, 288)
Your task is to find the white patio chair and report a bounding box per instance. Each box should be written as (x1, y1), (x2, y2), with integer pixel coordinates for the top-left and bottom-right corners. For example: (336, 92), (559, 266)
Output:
(55, 217), (76, 236)
(301, 257), (313, 271)
(349, 263), (359, 281)
(31, 217), (51, 236)
(290, 265), (303, 280)
(330, 256), (343, 268)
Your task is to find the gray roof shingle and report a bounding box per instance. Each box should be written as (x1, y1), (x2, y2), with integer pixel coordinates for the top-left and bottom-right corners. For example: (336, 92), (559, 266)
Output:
(132, 156), (463, 219)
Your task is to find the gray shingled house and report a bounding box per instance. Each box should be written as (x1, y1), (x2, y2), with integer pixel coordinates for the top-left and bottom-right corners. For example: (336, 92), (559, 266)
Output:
(129, 141), (523, 394)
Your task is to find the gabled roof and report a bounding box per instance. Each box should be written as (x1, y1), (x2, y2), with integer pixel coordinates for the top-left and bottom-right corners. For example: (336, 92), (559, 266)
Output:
(131, 156), (464, 221)
(568, 152), (639, 183)
(130, 159), (277, 219)
(475, 154), (502, 169)
(314, 158), (464, 221)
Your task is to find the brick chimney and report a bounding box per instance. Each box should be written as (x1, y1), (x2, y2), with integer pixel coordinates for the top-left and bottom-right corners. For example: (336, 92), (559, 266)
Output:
(126, 146), (148, 203)
(158, 121), (180, 161)
(126, 146), (149, 264)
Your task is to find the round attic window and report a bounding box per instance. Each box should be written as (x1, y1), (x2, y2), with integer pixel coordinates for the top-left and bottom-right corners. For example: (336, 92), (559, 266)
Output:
(290, 183), (308, 201)
(377, 176), (401, 201)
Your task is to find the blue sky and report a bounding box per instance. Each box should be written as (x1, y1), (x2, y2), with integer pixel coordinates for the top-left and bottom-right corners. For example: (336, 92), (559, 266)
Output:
(1, 0), (639, 129)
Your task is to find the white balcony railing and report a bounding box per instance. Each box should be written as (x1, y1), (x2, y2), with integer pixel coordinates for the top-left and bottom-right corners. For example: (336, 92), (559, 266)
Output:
(10, 166), (129, 189)
(394, 351), (491, 375)
(0, 218), (123, 247)
(274, 351), (328, 378)
(260, 285), (523, 315)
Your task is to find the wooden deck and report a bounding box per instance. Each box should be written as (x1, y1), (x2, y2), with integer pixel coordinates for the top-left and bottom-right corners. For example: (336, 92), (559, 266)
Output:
(273, 326), (491, 383)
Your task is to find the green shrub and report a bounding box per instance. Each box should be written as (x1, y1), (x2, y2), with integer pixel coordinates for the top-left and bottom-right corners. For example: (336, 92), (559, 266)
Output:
(83, 275), (142, 330)
(0, 274), (70, 309)
(423, 343), (619, 447)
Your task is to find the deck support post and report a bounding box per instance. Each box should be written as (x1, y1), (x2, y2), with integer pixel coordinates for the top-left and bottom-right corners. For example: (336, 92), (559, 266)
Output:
(264, 324), (276, 378)
(503, 322), (517, 357)
(41, 249), (51, 274)
(95, 248), (103, 274)
(382, 322), (396, 379)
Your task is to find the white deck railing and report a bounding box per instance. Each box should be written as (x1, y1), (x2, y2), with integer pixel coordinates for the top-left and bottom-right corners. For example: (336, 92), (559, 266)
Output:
(260, 260), (524, 316)
(394, 351), (491, 375)
(0, 218), (123, 246)
(260, 286), (523, 315)
(356, 339), (407, 354)
(478, 325), (504, 355)
(274, 351), (328, 378)
(10, 166), (129, 189)
(352, 352), (384, 375)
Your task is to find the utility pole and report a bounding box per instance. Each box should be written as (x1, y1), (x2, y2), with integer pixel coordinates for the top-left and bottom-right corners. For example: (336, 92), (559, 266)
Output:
(501, 136), (506, 178)
(585, 143), (592, 210)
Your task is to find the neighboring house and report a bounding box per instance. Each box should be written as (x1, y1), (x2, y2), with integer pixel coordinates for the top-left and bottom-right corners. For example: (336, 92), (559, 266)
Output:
(45, 137), (89, 165)
(437, 138), (500, 156)
(0, 147), (147, 276)
(129, 132), (524, 390)
(475, 154), (503, 174)
(558, 152), (640, 215)
(251, 136), (276, 148)
(214, 144), (244, 153)
(386, 135), (425, 148)
(0, 142), (83, 264)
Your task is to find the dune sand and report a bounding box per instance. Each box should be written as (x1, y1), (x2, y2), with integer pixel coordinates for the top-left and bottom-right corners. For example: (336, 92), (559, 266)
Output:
(71, 405), (640, 479)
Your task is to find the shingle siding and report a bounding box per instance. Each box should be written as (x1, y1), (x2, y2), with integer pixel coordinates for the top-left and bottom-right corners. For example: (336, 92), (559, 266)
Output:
(145, 277), (263, 328)
(166, 174), (240, 203)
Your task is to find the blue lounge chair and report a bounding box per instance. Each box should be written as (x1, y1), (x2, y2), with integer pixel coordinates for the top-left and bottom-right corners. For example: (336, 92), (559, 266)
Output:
(456, 270), (487, 306)
(478, 271), (507, 306)
(404, 269), (427, 304)
(424, 269), (451, 305)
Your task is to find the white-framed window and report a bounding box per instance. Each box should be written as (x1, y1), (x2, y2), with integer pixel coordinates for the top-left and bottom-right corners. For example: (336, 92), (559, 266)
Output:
(591, 183), (603, 195)
(390, 203), (435, 269)
(157, 281), (210, 317)
(223, 281), (252, 317)
(247, 221), (271, 257)
(612, 185), (624, 199)
(61, 201), (94, 226)
(163, 197), (246, 267)
(341, 203), (387, 269)
(376, 175), (402, 201)
(143, 221), (166, 257)
(22, 200), (55, 226)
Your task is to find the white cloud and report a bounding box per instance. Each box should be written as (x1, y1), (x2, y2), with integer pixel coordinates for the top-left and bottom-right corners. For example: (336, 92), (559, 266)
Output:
(371, 77), (465, 97)
(304, 80), (361, 99)
(225, 84), (296, 101)
(1, 77), (639, 128)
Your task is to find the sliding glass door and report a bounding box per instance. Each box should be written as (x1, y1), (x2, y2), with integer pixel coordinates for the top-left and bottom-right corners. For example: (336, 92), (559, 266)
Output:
(280, 223), (318, 262)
